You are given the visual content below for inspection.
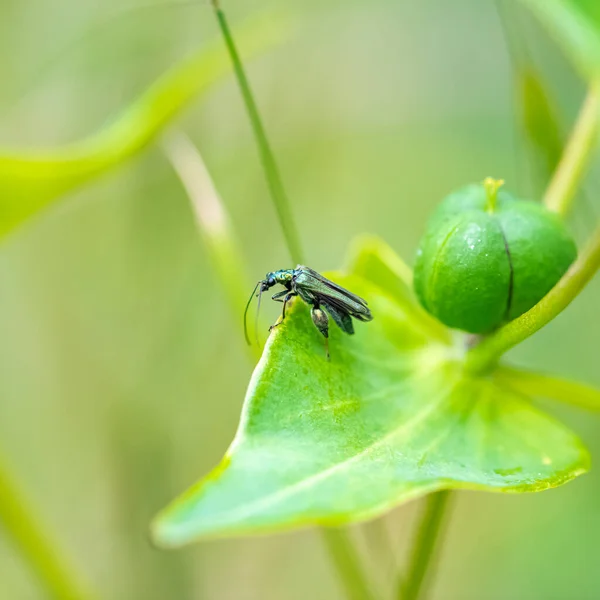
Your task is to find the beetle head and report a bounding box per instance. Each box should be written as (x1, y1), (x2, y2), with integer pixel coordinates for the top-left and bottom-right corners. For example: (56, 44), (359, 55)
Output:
(261, 273), (277, 291)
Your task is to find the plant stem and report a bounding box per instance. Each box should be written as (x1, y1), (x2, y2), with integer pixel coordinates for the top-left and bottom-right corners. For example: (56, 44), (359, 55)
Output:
(544, 82), (600, 217)
(209, 5), (376, 595)
(494, 365), (600, 412)
(210, 0), (305, 265)
(397, 491), (452, 600)
(0, 457), (94, 600)
(320, 528), (377, 600)
(465, 222), (600, 374)
(207, 8), (373, 595)
(163, 134), (253, 316)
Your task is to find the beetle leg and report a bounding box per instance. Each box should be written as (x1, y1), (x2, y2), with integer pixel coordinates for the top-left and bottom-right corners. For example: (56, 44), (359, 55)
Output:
(269, 293), (296, 331)
(310, 304), (330, 360)
(271, 290), (288, 301)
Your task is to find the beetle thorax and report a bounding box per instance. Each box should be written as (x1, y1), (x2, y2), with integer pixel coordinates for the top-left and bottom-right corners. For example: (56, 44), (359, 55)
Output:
(273, 270), (294, 284)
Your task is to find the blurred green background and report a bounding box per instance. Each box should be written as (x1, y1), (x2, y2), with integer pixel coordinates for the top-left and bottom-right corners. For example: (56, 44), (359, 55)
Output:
(1, 0), (599, 598)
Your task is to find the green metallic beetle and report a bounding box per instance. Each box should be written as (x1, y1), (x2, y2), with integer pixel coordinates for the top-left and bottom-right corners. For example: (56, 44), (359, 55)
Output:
(244, 265), (373, 357)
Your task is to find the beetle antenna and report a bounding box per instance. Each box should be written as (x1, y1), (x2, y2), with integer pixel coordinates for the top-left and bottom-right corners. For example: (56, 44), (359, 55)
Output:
(255, 286), (264, 347)
(243, 281), (261, 345)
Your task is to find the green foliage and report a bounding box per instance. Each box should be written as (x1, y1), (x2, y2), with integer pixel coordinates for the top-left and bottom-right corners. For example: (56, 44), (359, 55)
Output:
(152, 238), (588, 547)
(518, 68), (565, 189)
(0, 15), (286, 238)
(413, 181), (577, 333)
(497, 1), (565, 188)
(0, 13), (288, 598)
(517, 0), (600, 81)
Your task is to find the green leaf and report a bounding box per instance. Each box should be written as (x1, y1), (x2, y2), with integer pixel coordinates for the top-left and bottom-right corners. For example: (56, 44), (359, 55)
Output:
(517, 0), (600, 80)
(152, 238), (589, 547)
(0, 14), (287, 237)
(494, 365), (600, 412)
(345, 235), (450, 344)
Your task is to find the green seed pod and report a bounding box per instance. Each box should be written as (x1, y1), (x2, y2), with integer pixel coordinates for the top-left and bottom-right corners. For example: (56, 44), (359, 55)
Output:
(413, 179), (577, 334)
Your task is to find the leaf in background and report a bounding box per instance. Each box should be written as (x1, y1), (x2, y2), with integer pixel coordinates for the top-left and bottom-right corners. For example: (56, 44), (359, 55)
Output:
(518, 68), (565, 190)
(152, 238), (589, 547)
(517, 0), (600, 80)
(346, 234), (451, 343)
(497, 0), (564, 193)
(0, 14), (287, 238)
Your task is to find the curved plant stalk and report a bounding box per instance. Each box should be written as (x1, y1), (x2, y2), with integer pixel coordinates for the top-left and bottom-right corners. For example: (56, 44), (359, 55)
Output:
(0, 458), (95, 600)
(210, 0), (305, 265)
(494, 365), (600, 412)
(163, 132), (255, 334)
(544, 82), (600, 217)
(396, 491), (452, 600)
(465, 222), (600, 374)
